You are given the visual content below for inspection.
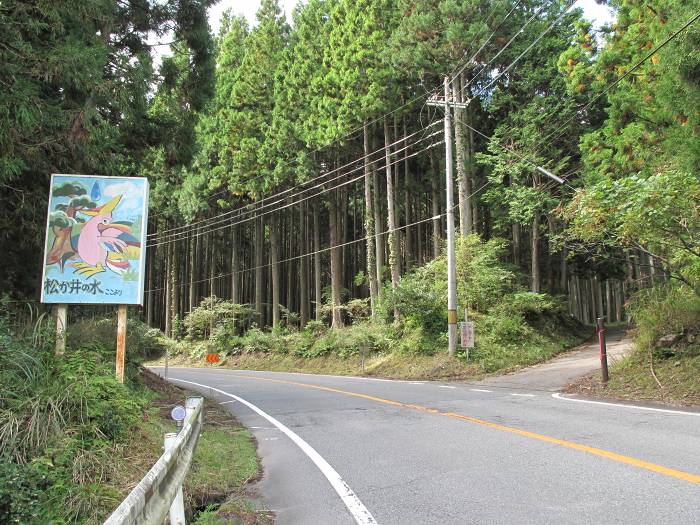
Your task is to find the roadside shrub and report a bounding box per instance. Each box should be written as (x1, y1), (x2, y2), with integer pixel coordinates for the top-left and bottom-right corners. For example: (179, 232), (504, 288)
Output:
(67, 316), (166, 361)
(629, 284), (700, 352)
(0, 321), (150, 523)
(184, 297), (256, 340)
(307, 322), (391, 358)
(240, 327), (285, 354)
(455, 235), (516, 311)
(378, 260), (445, 334)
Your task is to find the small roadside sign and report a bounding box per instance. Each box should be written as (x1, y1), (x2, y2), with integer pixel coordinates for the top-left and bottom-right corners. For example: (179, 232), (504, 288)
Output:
(459, 321), (474, 348)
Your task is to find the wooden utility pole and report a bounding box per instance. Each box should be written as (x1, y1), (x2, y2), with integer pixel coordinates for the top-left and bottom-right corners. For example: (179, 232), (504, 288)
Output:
(116, 305), (127, 383)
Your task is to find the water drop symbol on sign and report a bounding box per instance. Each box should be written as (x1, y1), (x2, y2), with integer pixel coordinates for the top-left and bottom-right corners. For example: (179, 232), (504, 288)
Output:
(91, 181), (101, 202)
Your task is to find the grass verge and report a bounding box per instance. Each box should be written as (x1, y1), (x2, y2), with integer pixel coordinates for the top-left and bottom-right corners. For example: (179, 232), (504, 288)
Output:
(141, 371), (272, 525)
(566, 285), (700, 407)
(153, 319), (589, 382)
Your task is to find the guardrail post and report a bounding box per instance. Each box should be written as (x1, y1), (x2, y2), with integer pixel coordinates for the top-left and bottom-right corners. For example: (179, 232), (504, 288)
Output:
(164, 433), (186, 525)
(186, 396), (203, 425)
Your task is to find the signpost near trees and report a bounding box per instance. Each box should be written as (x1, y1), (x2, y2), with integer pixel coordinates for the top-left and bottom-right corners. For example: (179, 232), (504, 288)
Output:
(40, 174), (149, 383)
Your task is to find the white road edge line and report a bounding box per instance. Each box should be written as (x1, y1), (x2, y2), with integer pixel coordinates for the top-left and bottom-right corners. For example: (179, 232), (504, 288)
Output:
(438, 385), (457, 389)
(219, 400), (237, 405)
(552, 393), (700, 416)
(169, 377), (379, 525)
(511, 393), (535, 397)
(470, 389), (492, 393)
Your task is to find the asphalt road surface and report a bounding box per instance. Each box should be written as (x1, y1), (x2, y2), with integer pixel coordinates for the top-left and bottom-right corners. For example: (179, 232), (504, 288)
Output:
(151, 367), (700, 524)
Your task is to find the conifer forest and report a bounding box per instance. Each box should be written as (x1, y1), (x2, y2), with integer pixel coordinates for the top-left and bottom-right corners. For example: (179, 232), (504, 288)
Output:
(2, 0), (700, 341)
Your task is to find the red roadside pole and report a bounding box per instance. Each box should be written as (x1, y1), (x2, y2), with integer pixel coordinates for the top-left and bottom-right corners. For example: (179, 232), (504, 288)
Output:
(597, 317), (609, 384)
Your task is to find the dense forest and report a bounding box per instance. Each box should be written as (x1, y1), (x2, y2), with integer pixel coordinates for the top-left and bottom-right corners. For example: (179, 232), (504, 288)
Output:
(2, 0), (700, 337)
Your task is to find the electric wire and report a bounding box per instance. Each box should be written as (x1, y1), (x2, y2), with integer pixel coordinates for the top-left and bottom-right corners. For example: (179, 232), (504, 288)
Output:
(148, 0), (532, 222)
(461, 0), (577, 100)
(537, 7), (700, 148)
(143, 180), (494, 294)
(147, 138), (445, 248)
(147, 121), (441, 239)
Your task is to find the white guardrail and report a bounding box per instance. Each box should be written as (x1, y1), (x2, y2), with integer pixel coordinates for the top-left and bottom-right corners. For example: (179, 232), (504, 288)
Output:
(104, 396), (204, 525)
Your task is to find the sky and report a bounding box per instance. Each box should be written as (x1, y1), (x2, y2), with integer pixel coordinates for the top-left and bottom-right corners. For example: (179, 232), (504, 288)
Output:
(207, 0), (615, 34)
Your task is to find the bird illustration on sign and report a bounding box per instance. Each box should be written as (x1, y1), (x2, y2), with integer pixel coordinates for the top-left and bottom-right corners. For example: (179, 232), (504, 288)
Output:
(45, 179), (141, 279)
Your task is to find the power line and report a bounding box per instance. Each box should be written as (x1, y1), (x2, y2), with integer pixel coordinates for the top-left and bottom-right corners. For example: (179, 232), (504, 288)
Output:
(148, 0), (531, 223)
(147, 121), (441, 239)
(146, 138), (445, 248)
(143, 181), (494, 294)
(447, 0), (525, 82)
(458, 0), (552, 98)
(537, 7), (700, 147)
(462, 0), (577, 100)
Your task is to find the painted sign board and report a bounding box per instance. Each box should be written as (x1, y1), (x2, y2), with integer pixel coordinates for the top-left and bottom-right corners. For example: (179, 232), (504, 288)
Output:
(460, 321), (475, 348)
(41, 174), (149, 305)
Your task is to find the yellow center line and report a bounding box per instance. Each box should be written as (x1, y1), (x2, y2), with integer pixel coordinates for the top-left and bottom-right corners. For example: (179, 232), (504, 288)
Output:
(232, 374), (700, 486)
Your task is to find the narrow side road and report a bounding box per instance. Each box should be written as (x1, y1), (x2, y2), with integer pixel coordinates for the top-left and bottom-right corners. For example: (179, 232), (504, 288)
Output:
(474, 326), (632, 392)
(153, 367), (699, 525)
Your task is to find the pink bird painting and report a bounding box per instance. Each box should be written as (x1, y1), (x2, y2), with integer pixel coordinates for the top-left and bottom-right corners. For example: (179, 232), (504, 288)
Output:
(70, 195), (140, 278)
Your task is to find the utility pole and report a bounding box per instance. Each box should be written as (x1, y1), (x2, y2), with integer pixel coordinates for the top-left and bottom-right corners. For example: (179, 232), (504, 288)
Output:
(427, 77), (564, 356)
(443, 77), (458, 355)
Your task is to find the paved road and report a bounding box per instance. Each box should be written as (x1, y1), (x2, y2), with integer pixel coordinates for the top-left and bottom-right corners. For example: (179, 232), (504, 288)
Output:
(152, 367), (700, 524)
(478, 327), (632, 391)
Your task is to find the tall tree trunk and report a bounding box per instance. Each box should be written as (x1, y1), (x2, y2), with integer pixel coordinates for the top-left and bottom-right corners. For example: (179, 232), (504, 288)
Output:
(560, 242), (568, 294)
(615, 280), (624, 322)
(430, 151), (441, 259)
(231, 225), (239, 304)
(416, 194), (423, 265)
(255, 213), (264, 326)
(606, 279), (613, 322)
(363, 123), (378, 315)
(164, 241), (172, 337)
(172, 239), (179, 334)
(403, 117), (413, 271)
(313, 201), (322, 321)
(595, 276), (604, 320)
(512, 222), (521, 266)
(329, 189), (344, 328)
(270, 213), (280, 328)
(209, 232), (216, 298)
(392, 115), (403, 274)
(384, 117), (400, 318)
(373, 165), (384, 289)
(530, 214), (541, 293)
(146, 243), (155, 326)
(299, 202), (309, 328)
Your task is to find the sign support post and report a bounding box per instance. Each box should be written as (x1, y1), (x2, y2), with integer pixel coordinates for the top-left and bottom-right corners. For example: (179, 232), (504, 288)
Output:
(55, 304), (67, 355)
(116, 305), (127, 383)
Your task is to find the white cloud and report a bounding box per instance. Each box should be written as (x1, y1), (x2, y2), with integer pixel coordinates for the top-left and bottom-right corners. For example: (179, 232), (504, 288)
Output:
(104, 180), (142, 198)
(102, 180), (147, 218)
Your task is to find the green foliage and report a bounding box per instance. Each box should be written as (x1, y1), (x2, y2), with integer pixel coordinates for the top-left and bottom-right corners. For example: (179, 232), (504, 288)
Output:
(561, 0), (700, 286)
(628, 284), (700, 353)
(184, 297), (256, 341)
(0, 317), (157, 523)
(0, 0), (215, 296)
(67, 316), (166, 361)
